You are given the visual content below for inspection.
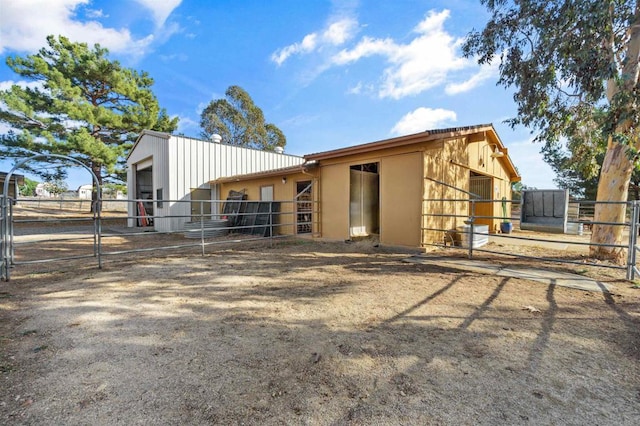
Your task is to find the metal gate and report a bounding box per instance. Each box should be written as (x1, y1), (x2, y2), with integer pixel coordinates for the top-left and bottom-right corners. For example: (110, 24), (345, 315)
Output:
(1, 154), (102, 281)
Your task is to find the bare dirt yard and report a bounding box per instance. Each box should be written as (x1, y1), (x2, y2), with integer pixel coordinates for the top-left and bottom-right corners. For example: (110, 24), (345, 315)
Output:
(1, 236), (640, 425)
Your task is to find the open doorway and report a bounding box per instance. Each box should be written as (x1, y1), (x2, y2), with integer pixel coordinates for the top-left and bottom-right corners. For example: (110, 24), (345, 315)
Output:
(191, 188), (212, 220)
(296, 180), (313, 234)
(469, 172), (494, 229)
(349, 162), (379, 238)
(135, 163), (153, 226)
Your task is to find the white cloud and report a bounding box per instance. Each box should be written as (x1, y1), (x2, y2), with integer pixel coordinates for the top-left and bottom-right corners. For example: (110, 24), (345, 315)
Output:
(159, 53), (188, 62)
(391, 107), (457, 135)
(323, 19), (357, 45)
(506, 137), (557, 189)
(332, 36), (395, 64)
(446, 62), (499, 95)
(333, 10), (468, 99)
(85, 8), (107, 19)
(176, 115), (198, 134)
(276, 9), (496, 99)
(346, 81), (376, 96)
(134, 0), (182, 28)
(271, 17), (358, 66)
(0, 0), (181, 57)
(0, 80), (44, 91)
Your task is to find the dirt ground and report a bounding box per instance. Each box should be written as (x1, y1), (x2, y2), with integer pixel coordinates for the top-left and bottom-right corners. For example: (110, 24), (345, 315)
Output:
(1, 236), (640, 425)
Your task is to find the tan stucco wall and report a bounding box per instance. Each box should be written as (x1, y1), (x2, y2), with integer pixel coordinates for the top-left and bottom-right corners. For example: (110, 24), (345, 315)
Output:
(215, 130), (517, 249)
(219, 171), (318, 235)
(318, 163), (350, 240)
(379, 152), (422, 247)
(423, 140), (470, 246)
(318, 146), (428, 247)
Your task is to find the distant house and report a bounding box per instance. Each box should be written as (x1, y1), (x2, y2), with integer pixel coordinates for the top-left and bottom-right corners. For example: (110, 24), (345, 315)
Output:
(126, 130), (304, 232)
(212, 124), (521, 249)
(35, 183), (50, 198)
(0, 172), (24, 199)
(78, 184), (93, 199)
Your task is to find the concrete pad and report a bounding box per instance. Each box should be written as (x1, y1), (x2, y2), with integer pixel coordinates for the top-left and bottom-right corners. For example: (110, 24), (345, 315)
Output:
(403, 255), (612, 293)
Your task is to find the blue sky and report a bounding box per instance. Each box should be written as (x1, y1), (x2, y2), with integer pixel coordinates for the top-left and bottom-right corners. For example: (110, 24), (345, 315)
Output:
(0, 0), (556, 190)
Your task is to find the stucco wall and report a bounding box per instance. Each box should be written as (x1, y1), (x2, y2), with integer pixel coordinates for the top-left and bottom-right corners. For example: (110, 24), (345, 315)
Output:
(379, 152), (422, 247)
(205, 128), (518, 250)
(317, 146), (428, 247)
(318, 164), (350, 240)
(219, 171), (319, 236)
(423, 142), (462, 246)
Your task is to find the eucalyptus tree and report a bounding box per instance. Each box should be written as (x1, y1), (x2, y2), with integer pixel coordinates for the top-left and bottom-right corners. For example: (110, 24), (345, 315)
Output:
(0, 35), (178, 198)
(200, 85), (286, 151)
(463, 0), (640, 263)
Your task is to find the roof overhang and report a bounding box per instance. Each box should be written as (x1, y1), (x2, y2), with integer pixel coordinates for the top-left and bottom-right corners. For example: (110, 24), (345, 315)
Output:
(126, 130), (171, 161)
(304, 124), (521, 182)
(304, 124), (497, 160)
(212, 161), (319, 184)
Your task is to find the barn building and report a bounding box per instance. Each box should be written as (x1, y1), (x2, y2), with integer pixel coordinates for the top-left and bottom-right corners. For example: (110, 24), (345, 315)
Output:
(212, 124), (521, 250)
(126, 130), (304, 232)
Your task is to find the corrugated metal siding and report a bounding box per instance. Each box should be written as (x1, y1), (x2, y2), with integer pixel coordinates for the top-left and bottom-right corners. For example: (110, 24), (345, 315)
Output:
(126, 133), (170, 228)
(128, 133), (304, 232)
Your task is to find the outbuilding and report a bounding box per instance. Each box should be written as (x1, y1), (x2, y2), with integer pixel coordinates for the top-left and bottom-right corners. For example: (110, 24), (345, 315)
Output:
(126, 130), (304, 232)
(0, 172), (24, 199)
(213, 124), (520, 250)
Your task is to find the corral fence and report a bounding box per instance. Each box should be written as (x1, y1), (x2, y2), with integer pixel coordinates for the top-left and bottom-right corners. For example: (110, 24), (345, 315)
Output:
(422, 195), (640, 281)
(0, 194), (320, 281)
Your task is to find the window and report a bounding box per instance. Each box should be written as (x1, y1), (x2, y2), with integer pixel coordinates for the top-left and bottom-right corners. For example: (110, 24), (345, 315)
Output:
(156, 188), (163, 208)
(260, 185), (274, 201)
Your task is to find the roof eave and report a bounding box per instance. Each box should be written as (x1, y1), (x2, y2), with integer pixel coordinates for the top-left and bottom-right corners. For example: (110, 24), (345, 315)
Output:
(304, 124), (496, 161)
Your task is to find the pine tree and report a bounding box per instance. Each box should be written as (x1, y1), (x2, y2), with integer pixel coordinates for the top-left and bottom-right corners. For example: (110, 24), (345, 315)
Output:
(0, 35), (178, 204)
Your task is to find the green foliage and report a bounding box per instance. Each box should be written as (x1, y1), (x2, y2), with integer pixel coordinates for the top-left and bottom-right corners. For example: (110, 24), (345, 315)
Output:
(462, 1), (638, 148)
(43, 178), (67, 196)
(0, 35), (178, 186)
(540, 110), (607, 198)
(102, 182), (127, 197)
(19, 177), (38, 197)
(510, 181), (533, 201)
(200, 85), (286, 151)
(541, 115), (640, 200)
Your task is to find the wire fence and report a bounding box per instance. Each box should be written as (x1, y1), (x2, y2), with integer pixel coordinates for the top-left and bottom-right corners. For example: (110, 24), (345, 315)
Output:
(0, 196), (320, 281)
(3, 193), (640, 282)
(422, 196), (640, 280)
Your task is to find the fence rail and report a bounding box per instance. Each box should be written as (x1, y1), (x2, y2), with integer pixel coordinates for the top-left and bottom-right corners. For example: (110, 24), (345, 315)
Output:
(422, 197), (640, 280)
(1, 196), (320, 281)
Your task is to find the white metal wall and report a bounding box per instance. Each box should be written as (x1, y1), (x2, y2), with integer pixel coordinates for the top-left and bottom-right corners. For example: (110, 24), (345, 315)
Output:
(126, 131), (170, 228)
(127, 132), (304, 232)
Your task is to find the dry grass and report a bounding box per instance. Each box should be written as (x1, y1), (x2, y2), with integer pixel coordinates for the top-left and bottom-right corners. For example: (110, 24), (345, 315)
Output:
(1, 239), (639, 425)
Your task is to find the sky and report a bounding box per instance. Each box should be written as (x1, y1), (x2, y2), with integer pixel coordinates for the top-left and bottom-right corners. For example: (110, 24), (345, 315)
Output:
(0, 0), (557, 190)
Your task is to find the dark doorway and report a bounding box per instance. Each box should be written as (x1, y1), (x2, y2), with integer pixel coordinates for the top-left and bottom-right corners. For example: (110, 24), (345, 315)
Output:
(135, 165), (153, 226)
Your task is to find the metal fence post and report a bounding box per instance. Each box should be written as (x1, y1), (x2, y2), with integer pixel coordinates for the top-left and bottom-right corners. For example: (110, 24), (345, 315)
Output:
(1, 195), (6, 281)
(626, 201), (639, 280)
(94, 199), (102, 269)
(468, 200), (475, 259)
(268, 202), (273, 248)
(200, 200), (205, 256)
(9, 200), (14, 267)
